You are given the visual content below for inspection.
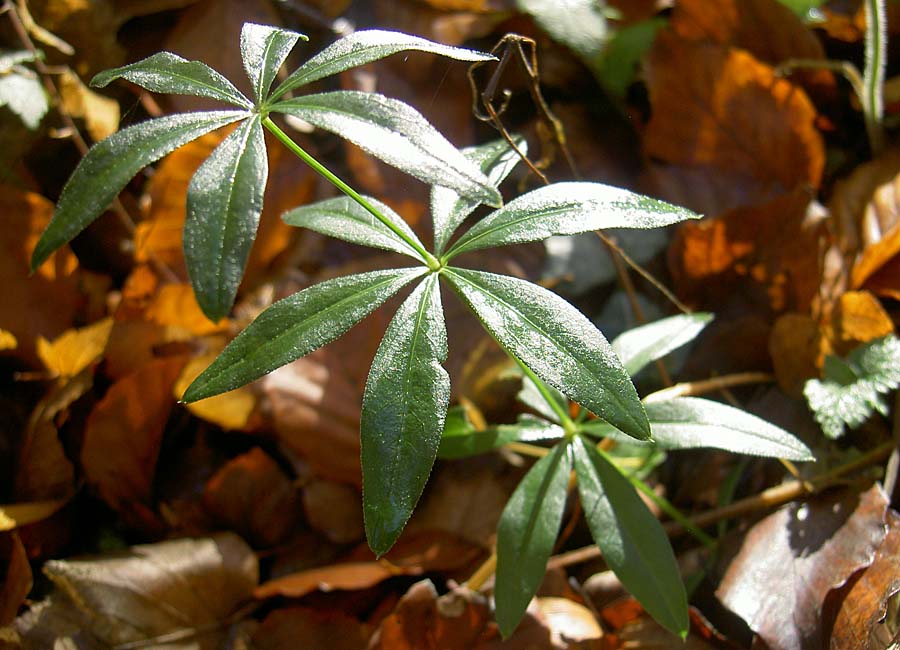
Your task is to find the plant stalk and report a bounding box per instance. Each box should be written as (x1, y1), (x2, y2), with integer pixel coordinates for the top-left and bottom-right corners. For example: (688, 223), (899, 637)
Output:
(261, 116), (440, 269)
(864, 0), (887, 155)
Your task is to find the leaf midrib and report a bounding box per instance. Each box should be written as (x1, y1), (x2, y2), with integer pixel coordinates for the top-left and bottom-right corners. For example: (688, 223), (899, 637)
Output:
(118, 60), (250, 108)
(446, 268), (640, 434)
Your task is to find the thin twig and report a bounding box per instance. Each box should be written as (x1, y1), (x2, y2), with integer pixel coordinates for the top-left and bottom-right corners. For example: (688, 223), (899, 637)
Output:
(643, 372), (774, 404)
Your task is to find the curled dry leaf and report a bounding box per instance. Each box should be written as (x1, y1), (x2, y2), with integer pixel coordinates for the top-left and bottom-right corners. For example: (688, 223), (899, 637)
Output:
(830, 509), (900, 648)
(717, 483), (889, 650)
(255, 561), (401, 600)
(202, 447), (300, 547)
(645, 30), (824, 208)
(81, 355), (187, 531)
(14, 533), (257, 650)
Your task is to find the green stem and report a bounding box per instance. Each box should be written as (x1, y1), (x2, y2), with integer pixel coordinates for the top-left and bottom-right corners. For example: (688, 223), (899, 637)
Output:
(623, 467), (716, 549)
(262, 116), (440, 269)
(864, 0), (886, 155)
(514, 356), (577, 434)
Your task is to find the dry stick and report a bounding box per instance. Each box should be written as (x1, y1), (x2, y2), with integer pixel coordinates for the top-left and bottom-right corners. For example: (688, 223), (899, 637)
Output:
(5, 1), (179, 283)
(642, 372), (774, 404)
(549, 440), (894, 570)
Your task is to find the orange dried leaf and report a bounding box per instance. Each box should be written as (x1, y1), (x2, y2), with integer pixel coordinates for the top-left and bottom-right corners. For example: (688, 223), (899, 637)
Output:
(0, 500), (68, 532)
(255, 562), (404, 600)
(82, 356), (186, 524)
(645, 31), (824, 194)
(831, 290), (895, 355)
(174, 351), (256, 430)
(146, 283), (228, 336)
(0, 532), (31, 625)
(0, 330), (17, 351)
(769, 313), (828, 397)
(36, 317), (113, 379)
(252, 607), (370, 650)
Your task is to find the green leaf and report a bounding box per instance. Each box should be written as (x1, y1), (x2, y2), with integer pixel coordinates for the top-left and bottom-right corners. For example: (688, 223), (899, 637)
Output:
(444, 267), (650, 440)
(431, 137), (524, 255)
(641, 397), (814, 460)
(269, 29), (494, 101)
(596, 18), (666, 98)
(184, 115), (267, 321)
(518, 0), (608, 63)
(495, 442), (572, 638)
(91, 52), (252, 109)
(182, 268), (424, 402)
(240, 23), (306, 105)
(438, 410), (563, 459)
(572, 435), (688, 638)
(517, 375), (568, 425)
(612, 313), (712, 376)
(283, 195), (426, 262)
(270, 91), (501, 207)
(362, 274), (449, 556)
(31, 110), (247, 271)
(804, 334), (900, 439)
(0, 71), (47, 129)
(444, 181), (698, 259)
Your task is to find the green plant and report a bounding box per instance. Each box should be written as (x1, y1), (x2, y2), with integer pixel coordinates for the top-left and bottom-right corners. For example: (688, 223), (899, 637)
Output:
(30, 22), (781, 640)
(441, 312), (814, 636)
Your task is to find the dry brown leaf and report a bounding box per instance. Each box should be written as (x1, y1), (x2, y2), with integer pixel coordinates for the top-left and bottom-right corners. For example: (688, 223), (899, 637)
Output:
(0, 533), (31, 626)
(57, 69), (119, 141)
(535, 597), (604, 647)
(829, 509), (900, 648)
(644, 31), (824, 200)
(145, 283), (228, 336)
(252, 607), (371, 650)
(14, 533), (257, 650)
(0, 331), (17, 352)
(717, 483), (889, 650)
(599, 598), (725, 649)
(7, 185), (80, 366)
(13, 419), (74, 503)
(255, 561), (403, 600)
(668, 191), (825, 315)
(302, 478), (364, 544)
(81, 356), (187, 529)
(830, 290), (895, 354)
(769, 312), (829, 397)
(174, 351), (257, 430)
(202, 447), (300, 548)
(35, 317), (112, 379)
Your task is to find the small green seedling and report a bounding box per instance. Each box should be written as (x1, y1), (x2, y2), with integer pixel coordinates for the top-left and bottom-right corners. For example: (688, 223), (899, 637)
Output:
(440, 313), (814, 637)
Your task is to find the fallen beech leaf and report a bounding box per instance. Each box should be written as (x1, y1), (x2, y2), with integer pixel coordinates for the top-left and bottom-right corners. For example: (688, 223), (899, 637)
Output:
(8, 185), (80, 365)
(599, 598), (724, 649)
(0, 532), (30, 625)
(14, 533), (257, 650)
(202, 447), (300, 547)
(769, 312), (829, 397)
(103, 318), (169, 380)
(57, 69), (119, 141)
(671, 0), (826, 69)
(830, 509), (900, 648)
(146, 283), (228, 336)
(341, 528), (485, 577)
(535, 597), (604, 646)
(252, 607), (371, 650)
(0, 330), (16, 351)
(669, 191), (824, 315)
(175, 351), (256, 430)
(302, 478), (364, 544)
(645, 31), (824, 199)
(717, 484), (889, 649)
(35, 317), (112, 379)
(13, 419), (74, 503)
(0, 500), (67, 532)
(831, 290), (895, 355)
(255, 561), (402, 600)
(367, 579), (560, 649)
(82, 356), (186, 528)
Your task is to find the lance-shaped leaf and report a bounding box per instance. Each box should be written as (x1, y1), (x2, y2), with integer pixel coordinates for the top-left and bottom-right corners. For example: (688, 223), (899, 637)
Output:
(361, 274), (449, 555)
(31, 110), (247, 271)
(431, 137), (524, 255)
(444, 181), (698, 259)
(636, 397), (814, 460)
(184, 115), (267, 321)
(444, 268), (650, 440)
(240, 23), (306, 105)
(283, 195), (426, 262)
(182, 268), (424, 402)
(573, 435), (688, 638)
(612, 313), (713, 376)
(270, 91), (501, 207)
(269, 29), (494, 102)
(92, 53), (252, 109)
(496, 442), (572, 638)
